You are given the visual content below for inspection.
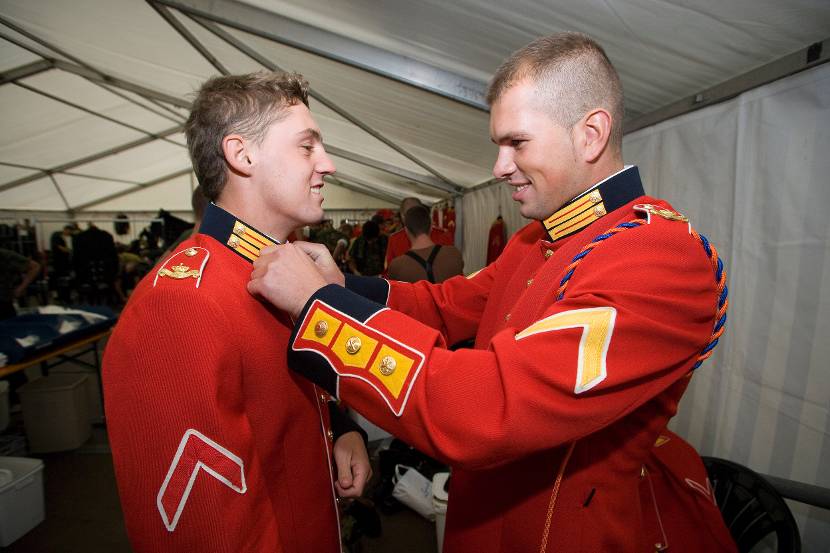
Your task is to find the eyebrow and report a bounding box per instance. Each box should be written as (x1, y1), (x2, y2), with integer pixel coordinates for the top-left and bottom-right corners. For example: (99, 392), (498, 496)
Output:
(296, 128), (322, 142)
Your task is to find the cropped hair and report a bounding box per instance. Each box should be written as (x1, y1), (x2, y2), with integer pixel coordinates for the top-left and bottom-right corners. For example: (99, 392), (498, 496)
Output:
(486, 32), (624, 151)
(403, 205), (432, 237)
(185, 71), (310, 200)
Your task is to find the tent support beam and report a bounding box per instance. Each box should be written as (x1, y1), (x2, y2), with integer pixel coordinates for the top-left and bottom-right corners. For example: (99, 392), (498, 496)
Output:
(325, 145), (455, 197)
(147, 1), (229, 75)
(186, 12), (463, 194)
(625, 38), (830, 133)
(0, 15), (191, 110)
(12, 81), (184, 148)
(47, 173), (72, 212)
(0, 125), (184, 193)
(0, 59), (53, 85)
(73, 168), (193, 211)
(155, 0), (488, 112)
(0, 161), (144, 186)
(329, 175), (405, 206)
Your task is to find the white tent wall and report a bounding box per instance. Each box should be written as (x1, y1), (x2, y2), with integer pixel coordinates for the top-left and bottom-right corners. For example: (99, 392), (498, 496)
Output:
(623, 63), (830, 550)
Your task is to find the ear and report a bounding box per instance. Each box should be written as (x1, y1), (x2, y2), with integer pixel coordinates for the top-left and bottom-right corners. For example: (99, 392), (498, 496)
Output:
(576, 108), (613, 164)
(221, 134), (254, 177)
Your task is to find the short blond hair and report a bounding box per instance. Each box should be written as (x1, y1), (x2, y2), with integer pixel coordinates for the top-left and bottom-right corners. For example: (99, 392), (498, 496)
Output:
(185, 71), (310, 200)
(487, 32), (624, 151)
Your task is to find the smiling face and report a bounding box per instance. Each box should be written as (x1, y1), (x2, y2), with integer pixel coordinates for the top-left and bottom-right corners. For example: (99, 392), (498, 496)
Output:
(245, 103), (335, 237)
(489, 79), (588, 221)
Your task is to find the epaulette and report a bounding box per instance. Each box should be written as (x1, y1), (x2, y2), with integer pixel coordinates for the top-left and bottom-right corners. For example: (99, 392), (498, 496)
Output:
(153, 246), (210, 288)
(634, 203), (691, 233)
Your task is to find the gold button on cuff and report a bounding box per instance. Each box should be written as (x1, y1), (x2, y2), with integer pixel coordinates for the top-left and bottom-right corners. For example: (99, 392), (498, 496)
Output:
(594, 205), (606, 217)
(345, 336), (362, 354)
(589, 190), (602, 204)
(314, 320), (329, 338)
(379, 356), (397, 376)
(185, 248), (197, 257)
(233, 221), (246, 236)
(228, 235), (240, 248)
(544, 249), (553, 259)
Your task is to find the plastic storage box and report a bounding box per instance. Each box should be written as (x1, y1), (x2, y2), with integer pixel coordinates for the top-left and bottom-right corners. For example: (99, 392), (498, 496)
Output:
(0, 456), (45, 546)
(50, 366), (104, 423)
(0, 381), (8, 432)
(19, 373), (91, 453)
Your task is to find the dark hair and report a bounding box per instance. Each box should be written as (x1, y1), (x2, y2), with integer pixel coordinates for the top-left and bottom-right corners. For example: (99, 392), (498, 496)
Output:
(362, 220), (380, 239)
(185, 71), (310, 201)
(403, 205), (431, 237)
(487, 32), (624, 152)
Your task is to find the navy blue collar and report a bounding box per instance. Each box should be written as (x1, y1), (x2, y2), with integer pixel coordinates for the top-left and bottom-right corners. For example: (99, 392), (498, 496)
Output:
(199, 203), (279, 264)
(539, 166), (645, 242)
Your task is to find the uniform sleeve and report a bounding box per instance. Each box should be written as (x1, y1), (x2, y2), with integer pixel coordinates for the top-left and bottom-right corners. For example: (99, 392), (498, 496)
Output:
(345, 257), (496, 347)
(103, 289), (280, 552)
(289, 225), (718, 470)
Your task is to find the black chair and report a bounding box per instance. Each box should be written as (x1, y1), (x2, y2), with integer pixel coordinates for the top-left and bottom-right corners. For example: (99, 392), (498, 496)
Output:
(703, 457), (801, 553)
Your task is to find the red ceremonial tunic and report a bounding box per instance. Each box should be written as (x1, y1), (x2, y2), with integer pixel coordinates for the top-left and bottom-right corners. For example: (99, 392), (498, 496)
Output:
(103, 205), (341, 552)
(287, 167), (736, 552)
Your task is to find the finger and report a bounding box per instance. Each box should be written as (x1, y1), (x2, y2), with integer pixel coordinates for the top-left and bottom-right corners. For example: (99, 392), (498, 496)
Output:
(259, 245), (279, 256)
(334, 451), (354, 490)
(335, 481), (360, 498)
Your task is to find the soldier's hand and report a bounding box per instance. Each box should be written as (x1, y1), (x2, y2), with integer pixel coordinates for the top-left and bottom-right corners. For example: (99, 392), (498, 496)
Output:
(292, 241), (345, 286)
(249, 244), (327, 318)
(333, 431), (372, 498)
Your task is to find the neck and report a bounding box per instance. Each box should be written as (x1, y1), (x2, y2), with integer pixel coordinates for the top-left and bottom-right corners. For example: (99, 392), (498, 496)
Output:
(216, 190), (290, 243)
(410, 233), (434, 249)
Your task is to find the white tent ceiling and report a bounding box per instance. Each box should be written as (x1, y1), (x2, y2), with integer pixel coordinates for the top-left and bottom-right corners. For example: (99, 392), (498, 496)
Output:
(0, 0), (828, 213)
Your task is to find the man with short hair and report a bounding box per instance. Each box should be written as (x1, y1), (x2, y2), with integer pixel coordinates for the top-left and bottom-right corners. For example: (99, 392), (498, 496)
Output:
(103, 71), (369, 553)
(388, 205), (463, 284)
(249, 34), (735, 552)
(384, 197), (453, 272)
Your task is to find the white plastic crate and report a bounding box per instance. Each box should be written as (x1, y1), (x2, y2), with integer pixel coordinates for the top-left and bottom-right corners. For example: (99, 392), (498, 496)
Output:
(19, 373), (91, 453)
(0, 456), (45, 546)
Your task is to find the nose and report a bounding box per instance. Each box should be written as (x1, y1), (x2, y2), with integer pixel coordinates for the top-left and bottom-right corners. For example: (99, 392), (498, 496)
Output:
(317, 149), (336, 176)
(492, 147), (516, 180)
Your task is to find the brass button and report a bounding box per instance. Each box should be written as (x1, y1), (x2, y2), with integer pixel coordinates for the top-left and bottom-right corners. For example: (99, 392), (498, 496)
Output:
(314, 320), (329, 338)
(378, 356), (397, 376)
(589, 190), (602, 204)
(544, 249), (553, 259)
(505, 313), (511, 322)
(185, 247), (197, 257)
(227, 235), (240, 248)
(594, 205), (606, 217)
(345, 336), (362, 354)
(526, 279), (533, 287)
(233, 221), (246, 236)
(319, 393), (328, 403)
(327, 429), (334, 441)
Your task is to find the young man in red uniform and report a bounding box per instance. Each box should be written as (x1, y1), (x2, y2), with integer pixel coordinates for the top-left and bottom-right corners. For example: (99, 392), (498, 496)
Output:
(249, 34), (736, 552)
(103, 72), (370, 552)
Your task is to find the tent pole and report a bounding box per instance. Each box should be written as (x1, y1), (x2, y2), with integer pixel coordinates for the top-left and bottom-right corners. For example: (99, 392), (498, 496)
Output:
(185, 12), (464, 195)
(147, 1), (230, 75)
(47, 174), (72, 212)
(73, 168), (194, 211)
(0, 125), (184, 193)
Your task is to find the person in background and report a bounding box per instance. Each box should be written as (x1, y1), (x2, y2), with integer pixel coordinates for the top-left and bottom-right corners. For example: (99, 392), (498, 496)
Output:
(0, 247), (41, 404)
(348, 219), (387, 276)
(103, 70), (369, 553)
(387, 205), (463, 284)
(50, 224), (74, 303)
(248, 32), (736, 553)
(384, 197), (452, 273)
(159, 185), (209, 260)
(332, 222), (353, 273)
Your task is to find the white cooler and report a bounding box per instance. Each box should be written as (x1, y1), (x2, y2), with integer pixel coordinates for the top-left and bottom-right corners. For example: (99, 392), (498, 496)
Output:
(0, 456), (45, 546)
